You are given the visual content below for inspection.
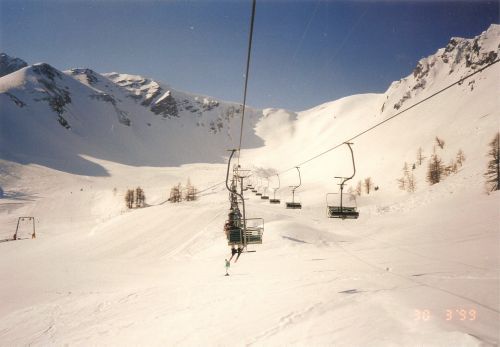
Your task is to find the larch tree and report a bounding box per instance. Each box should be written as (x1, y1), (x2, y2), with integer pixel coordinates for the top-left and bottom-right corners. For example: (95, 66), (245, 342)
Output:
(456, 149), (466, 167)
(427, 153), (444, 185)
(484, 132), (500, 192)
(364, 177), (374, 194)
(125, 189), (134, 209)
(407, 172), (417, 193)
(135, 187), (145, 208)
(417, 147), (426, 166)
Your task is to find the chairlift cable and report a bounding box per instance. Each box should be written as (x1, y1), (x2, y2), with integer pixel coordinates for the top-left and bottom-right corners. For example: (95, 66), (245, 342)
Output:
(237, 0), (257, 167)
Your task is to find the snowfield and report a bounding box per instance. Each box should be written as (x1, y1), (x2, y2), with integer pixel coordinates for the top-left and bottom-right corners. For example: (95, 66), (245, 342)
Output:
(0, 25), (499, 346)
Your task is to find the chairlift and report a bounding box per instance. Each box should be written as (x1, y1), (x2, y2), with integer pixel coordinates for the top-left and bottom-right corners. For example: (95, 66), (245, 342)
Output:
(269, 174), (281, 204)
(255, 178), (263, 196)
(261, 178), (270, 199)
(326, 142), (360, 219)
(224, 150), (264, 248)
(285, 167), (302, 209)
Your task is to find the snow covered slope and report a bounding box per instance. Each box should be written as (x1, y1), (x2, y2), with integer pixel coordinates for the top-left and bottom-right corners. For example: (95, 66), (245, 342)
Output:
(0, 61), (263, 175)
(0, 25), (498, 346)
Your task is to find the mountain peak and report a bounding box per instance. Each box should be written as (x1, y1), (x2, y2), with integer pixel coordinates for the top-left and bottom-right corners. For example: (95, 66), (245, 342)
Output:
(384, 23), (499, 112)
(67, 68), (101, 85)
(0, 53), (28, 78)
(30, 63), (64, 81)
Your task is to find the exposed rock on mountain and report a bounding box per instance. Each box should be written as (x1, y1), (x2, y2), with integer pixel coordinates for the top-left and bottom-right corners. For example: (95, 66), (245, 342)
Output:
(382, 24), (499, 112)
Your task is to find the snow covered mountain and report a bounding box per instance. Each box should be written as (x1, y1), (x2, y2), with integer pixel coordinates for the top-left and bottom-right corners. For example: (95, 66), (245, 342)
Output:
(0, 60), (263, 175)
(0, 25), (498, 346)
(246, 24), (499, 197)
(383, 23), (499, 112)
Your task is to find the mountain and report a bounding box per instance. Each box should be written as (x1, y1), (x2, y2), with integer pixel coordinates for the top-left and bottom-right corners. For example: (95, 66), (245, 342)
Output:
(0, 62), (263, 175)
(0, 24), (498, 347)
(0, 53), (27, 78)
(382, 23), (499, 113)
(246, 24), (499, 197)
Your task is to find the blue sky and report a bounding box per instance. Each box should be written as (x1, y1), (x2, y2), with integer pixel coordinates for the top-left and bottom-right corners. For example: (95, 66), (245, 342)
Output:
(0, 0), (498, 111)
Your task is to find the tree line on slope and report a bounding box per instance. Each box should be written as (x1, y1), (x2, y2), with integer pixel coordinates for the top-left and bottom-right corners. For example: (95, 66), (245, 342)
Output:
(396, 132), (499, 193)
(169, 178), (198, 203)
(125, 187), (146, 209)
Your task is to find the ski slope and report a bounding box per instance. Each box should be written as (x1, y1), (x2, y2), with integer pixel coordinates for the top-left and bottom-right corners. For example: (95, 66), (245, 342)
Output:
(0, 25), (499, 346)
(0, 158), (498, 345)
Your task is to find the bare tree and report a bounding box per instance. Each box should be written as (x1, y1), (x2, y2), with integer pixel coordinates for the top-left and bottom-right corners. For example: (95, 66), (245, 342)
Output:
(135, 187), (146, 208)
(456, 149), (466, 167)
(403, 162), (410, 176)
(407, 172), (416, 193)
(364, 177), (374, 194)
(444, 160), (458, 176)
(398, 162), (409, 191)
(184, 178), (198, 201)
(125, 189), (134, 209)
(427, 153), (444, 185)
(355, 180), (362, 196)
(170, 183), (182, 203)
(417, 147), (426, 166)
(435, 136), (445, 149)
(484, 132), (500, 192)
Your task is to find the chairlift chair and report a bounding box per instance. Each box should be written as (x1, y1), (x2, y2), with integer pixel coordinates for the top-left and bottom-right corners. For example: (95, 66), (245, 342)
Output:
(326, 193), (359, 219)
(224, 149), (264, 248)
(270, 174), (281, 204)
(326, 143), (360, 220)
(285, 167), (302, 209)
(261, 178), (270, 199)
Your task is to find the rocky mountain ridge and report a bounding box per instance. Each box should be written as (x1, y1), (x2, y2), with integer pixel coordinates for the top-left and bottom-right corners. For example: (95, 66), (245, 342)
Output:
(0, 53), (27, 78)
(0, 56), (263, 174)
(382, 24), (499, 113)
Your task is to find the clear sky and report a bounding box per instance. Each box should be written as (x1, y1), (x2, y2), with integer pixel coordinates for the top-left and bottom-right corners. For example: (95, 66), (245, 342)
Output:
(0, 0), (498, 111)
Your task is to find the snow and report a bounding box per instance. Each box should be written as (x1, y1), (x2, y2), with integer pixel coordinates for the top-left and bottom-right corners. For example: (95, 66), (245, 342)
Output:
(0, 25), (499, 346)
(154, 90), (171, 104)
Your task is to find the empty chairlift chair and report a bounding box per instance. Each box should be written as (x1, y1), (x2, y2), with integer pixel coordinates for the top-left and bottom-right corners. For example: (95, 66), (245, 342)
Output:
(269, 174), (281, 204)
(255, 179), (263, 196)
(326, 193), (359, 219)
(326, 142), (360, 220)
(286, 167), (302, 209)
(261, 178), (270, 200)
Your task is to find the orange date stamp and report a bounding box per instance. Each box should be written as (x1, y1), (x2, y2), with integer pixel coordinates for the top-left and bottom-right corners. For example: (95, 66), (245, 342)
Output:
(414, 308), (477, 321)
